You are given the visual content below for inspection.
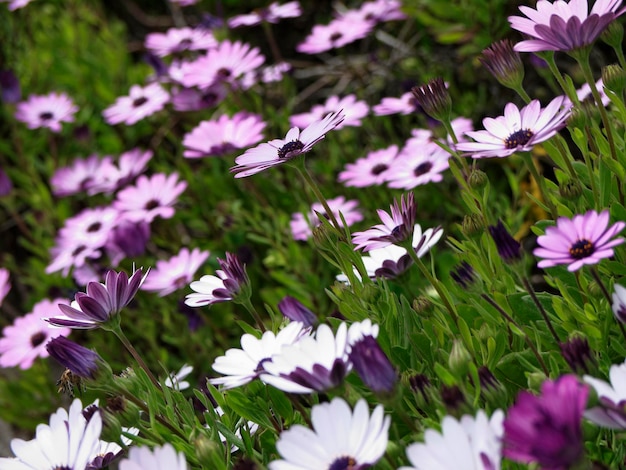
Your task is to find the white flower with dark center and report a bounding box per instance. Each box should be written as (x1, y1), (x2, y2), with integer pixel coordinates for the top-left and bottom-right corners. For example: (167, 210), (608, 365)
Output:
(269, 397), (390, 469)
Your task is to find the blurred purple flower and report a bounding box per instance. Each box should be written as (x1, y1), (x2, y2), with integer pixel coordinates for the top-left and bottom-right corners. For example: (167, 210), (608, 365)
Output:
(0, 69), (20, 103)
(51, 154), (116, 197)
(290, 196), (363, 241)
(385, 142), (450, 190)
(0, 268), (10, 306)
(290, 95), (369, 130)
(297, 12), (374, 54)
(277, 296), (317, 327)
(338, 145), (399, 188)
(228, 1), (301, 28)
(0, 168), (12, 196)
(145, 27), (216, 57)
(348, 320), (397, 393)
(15, 92), (78, 132)
(584, 358), (626, 429)
(141, 248), (210, 297)
(373, 92), (419, 116)
(109, 221), (150, 260)
(171, 85), (227, 112)
(103, 83), (169, 126)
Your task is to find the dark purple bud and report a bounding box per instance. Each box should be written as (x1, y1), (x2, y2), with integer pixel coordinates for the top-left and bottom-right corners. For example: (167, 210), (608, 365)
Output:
(349, 335), (397, 393)
(488, 220), (522, 263)
(142, 53), (168, 78)
(277, 296), (317, 327)
(112, 221), (150, 258)
(440, 384), (466, 412)
(0, 69), (21, 104)
(560, 336), (595, 374)
(0, 168), (12, 196)
(477, 366), (500, 391)
(47, 336), (103, 379)
(450, 261), (476, 289)
(408, 373), (431, 403)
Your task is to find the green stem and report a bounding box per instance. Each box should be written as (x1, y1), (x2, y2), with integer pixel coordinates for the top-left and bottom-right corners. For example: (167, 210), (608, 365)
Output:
(521, 276), (561, 346)
(512, 84), (532, 104)
(240, 298), (266, 332)
(612, 44), (626, 70)
(521, 153), (558, 219)
(113, 327), (161, 390)
(121, 390), (187, 440)
(542, 52), (578, 102)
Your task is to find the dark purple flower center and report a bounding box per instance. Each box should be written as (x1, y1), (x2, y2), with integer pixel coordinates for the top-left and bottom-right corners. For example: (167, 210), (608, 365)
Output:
(217, 68), (232, 80)
(72, 245), (86, 257)
(504, 129), (533, 149)
(371, 163), (388, 175)
(53, 467), (72, 470)
(39, 111), (54, 121)
(178, 38), (193, 48)
(328, 456), (357, 470)
(132, 97), (148, 107)
(201, 92), (218, 106)
(278, 140), (304, 159)
(569, 239), (594, 259)
(174, 275), (188, 288)
(144, 199), (160, 210)
(30, 332), (46, 347)
(414, 162), (433, 176)
(87, 222), (102, 233)
(330, 32), (343, 42)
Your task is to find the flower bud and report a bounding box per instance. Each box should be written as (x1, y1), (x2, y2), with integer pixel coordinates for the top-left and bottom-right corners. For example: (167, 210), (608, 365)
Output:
(479, 39), (525, 90)
(411, 77), (451, 122)
(602, 64), (626, 94)
(488, 220), (522, 264)
(448, 340), (472, 378)
(468, 169), (488, 189)
(412, 296), (433, 315)
(461, 213), (485, 238)
(278, 296), (317, 327)
(558, 178), (583, 200)
(559, 336), (595, 374)
(601, 21), (624, 49)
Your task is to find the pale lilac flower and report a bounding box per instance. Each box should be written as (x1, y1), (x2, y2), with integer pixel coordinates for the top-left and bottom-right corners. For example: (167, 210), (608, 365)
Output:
(185, 252), (248, 307)
(47, 268), (147, 330)
(210, 321), (309, 389)
(15, 92), (78, 132)
(231, 111), (345, 178)
(260, 323), (350, 394)
(141, 248), (210, 297)
(534, 209), (625, 271)
(144, 27), (217, 57)
(228, 1), (301, 28)
(171, 84), (227, 111)
(114, 173), (187, 223)
(408, 116), (474, 146)
(0, 268), (10, 306)
(584, 358), (626, 428)
(51, 154), (116, 196)
(119, 444), (187, 470)
(386, 142), (450, 189)
(290, 196), (363, 241)
(400, 410), (504, 470)
(290, 94), (369, 130)
(455, 97), (571, 158)
(0, 399), (103, 469)
(373, 91), (419, 116)
(338, 145), (399, 187)
(356, 0), (407, 23)
(46, 235), (103, 277)
(1, 0), (34, 10)
(183, 112), (266, 158)
(240, 62), (293, 89)
(575, 78), (610, 106)
(296, 12), (374, 54)
(103, 83), (169, 125)
(169, 0), (196, 5)
(269, 398), (390, 469)
(179, 40), (265, 89)
(106, 148), (153, 190)
(508, 0), (626, 52)
(0, 298), (71, 369)
(612, 283), (626, 324)
(352, 193), (417, 252)
(165, 364), (193, 390)
(504, 375), (588, 469)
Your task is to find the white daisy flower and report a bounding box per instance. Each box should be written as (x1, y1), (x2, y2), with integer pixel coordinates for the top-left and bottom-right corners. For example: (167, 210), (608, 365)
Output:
(118, 443), (187, 470)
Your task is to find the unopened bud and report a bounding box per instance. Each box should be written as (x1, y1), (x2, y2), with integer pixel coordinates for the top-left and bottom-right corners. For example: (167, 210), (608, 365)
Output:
(601, 21), (624, 49)
(479, 39), (525, 90)
(468, 169), (488, 190)
(602, 64), (626, 94)
(412, 77), (451, 122)
(461, 213), (485, 238)
(448, 340), (472, 378)
(412, 296), (433, 315)
(558, 178), (583, 200)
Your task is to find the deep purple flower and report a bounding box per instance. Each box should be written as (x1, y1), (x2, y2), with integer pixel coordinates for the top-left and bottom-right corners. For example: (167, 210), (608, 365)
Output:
(47, 336), (103, 379)
(348, 320), (397, 393)
(15, 92), (78, 132)
(185, 252), (249, 307)
(560, 336), (594, 373)
(480, 39), (524, 88)
(109, 221), (150, 259)
(488, 220), (523, 263)
(47, 268), (148, 330)
(504, 375), (588, 469)
(0, 168), (12, 196)
(508, 0), (626, 52)
(534, 209), (625, 271)
(171, 85), (227, 111)
(450, 261), (477, 289)
(0, 69), (20, 103)
(277, 296), (317, 327)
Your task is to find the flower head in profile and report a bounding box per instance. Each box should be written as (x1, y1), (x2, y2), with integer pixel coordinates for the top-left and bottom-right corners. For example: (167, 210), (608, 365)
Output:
(51, 154), (115, 197)
(185, 252), (249, 307)
(228, 1), (301, 28)
(400, 410), (504, 470)
(141, 248), (210, 297)
(455, 97), (571, 158)
(290, 196), (363, 241)
(47, 268), (147, 330)
(46, 336), (104, 380)
(144, 27), (216, 57)
(0, 298), (71, 369)
(352, 193), (418, 251)
(296, 12), (374, 54)
(373, 91), (420, 116)
(338, 145), (399, 188)
(230, 111), (344, 178)
(119, 443), (187, 470)
(504, 375), (588, 469)
(103, 83), (169, 126)
(508, 0), (626, 52)
(533, 209), (625, 271)
(277, 296), (317, 327)
(183, 112), (266, 158)
(584, 358), (626, 429)
(612, 283), (626, 323)
(269, 397), (390, 469)
(0, 399), (102, 470)
(15, 92), (78, 132)
(289, 94), (369, 130)
(165, 364), (194, 391)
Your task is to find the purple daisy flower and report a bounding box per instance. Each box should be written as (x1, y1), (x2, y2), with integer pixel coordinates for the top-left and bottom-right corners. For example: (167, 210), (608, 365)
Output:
(183, 112), (266, 158)
(385, 142), (450, 190)
(51, 154), (116, 197)
(352, 193), (417, 252)
(103, 83), (169, 126)
(240, 62), (292, 90)
(455, 96), (571, 158)
(105, 148), (153, 190)
(140, 247), (210, 297)
(0, 268), (10, 307)
(228, 1), (301, 28)
(289, 94), (369, 130)
(179, 40), (265, 89)
(504, 375), (588, 469)
(533, 209), (625, 271)
(372, 91), (419, 116)
(114, 172), (187, 223)
(290, 196), (363, 241)
(1, 0), (34, 10)
(357, 0), (407, 23)
(338, 144), (400, 187)
(47, 268), (148, 330)
(185, 252), (249, 307)
(144, 27), (217, 57)
(15, 92), (78, 132)
(0, 69), (21, 103)
(230, 111), (344, 178)
(508, 0), (626, 52)
(296, 12), (374, 54)
(0, 298), (71, 369)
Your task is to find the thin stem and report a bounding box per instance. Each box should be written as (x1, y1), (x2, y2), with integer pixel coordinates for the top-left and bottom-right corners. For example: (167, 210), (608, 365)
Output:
(262, 21), (283, 64)
(612, 44), (626, 70)
(121, 390), (187, 440)
(589, 267), (626, 344)
(542, 52), (578, 102)
(113, 328), (161, 390)
(521, 276), (561, 345)
(240, 298), (266, 332)
(512, 84), (532, 104)
(521, 153), (558, 219)
(481, 294), (550, 375)
(288, 395), (312, 428)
